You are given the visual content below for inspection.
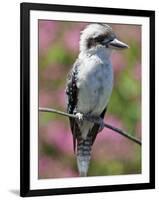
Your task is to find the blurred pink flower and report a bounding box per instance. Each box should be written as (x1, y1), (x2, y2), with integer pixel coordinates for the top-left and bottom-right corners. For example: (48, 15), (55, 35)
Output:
(92, 115), (134, 161)
(63, 23), (86, 52)
(126, 25), (141, 44)
(39, 88), (66, 108)
(112, 52), (127, 74)
(45, 121), (73, 154)
(39, 90), (53, 107)
(55, 88), (66, 108)
(39, 156), (77, 178)
(43, 64), (65, 81)
(96, 115), (124, 143)
(112, 24), (141, 44)
(39, 156), (52, 176)
(39, 20), (58, 53)
(64, 29), (79, 51)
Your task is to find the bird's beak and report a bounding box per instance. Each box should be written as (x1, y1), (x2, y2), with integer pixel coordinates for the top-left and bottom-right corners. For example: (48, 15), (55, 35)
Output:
(108, 38), (129, 49)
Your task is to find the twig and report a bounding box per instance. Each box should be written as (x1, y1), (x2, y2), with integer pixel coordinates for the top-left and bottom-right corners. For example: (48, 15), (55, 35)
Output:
(39, 107), (141, 146)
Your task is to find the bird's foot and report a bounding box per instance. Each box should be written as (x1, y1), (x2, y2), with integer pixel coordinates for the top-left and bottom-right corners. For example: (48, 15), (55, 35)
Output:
(75, 113), (84, 123)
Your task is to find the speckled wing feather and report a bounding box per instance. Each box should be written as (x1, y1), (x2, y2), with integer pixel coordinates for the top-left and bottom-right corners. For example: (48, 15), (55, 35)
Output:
(66, 60), (81, 152)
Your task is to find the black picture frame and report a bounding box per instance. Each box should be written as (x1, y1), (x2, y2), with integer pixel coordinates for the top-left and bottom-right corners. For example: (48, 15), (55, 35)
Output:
(20, 2), (155, 197)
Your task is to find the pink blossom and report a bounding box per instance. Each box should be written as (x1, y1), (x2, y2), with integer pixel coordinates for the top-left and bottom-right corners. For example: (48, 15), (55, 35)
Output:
(112, 24), (141, 44)
(45, 121), (73, 154)
(96, 115), (124, 143)
(39, 156), (77, 178)
(43, 64), (65, 81)
(112, 52), (126, 74)
(92, 115), (135, 161)
(55, 88), (66, 109)
(39, 90), (53, 107)
(39, 88), (66, 109)
(63, 23), (87, 52)
(39, 20), (58, 53)
(39, 156), (52, 176)
(64, 28), (80, 51)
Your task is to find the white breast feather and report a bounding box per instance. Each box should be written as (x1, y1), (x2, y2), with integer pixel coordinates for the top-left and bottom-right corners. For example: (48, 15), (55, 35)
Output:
(76, 48), (113, 139)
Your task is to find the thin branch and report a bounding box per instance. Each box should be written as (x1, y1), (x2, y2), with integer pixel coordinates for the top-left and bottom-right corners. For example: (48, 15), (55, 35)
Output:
(39, 107), (141, 146)
(39, 107), (76, 119)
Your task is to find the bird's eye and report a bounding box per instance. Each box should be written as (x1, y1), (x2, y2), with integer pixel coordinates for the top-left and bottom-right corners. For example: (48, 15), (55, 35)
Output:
(95, 35), (105, 43)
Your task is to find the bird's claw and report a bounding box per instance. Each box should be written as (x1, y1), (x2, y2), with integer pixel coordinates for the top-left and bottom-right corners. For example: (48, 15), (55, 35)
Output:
(75, 113), (104, 132)
(76, 113), (84, 122)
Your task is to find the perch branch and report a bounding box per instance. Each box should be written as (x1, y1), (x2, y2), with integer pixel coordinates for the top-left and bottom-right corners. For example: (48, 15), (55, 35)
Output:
(39, 107), (141, 146)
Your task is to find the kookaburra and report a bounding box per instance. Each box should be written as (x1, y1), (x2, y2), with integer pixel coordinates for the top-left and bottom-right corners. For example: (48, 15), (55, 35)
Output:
(66, 23), (128, 176)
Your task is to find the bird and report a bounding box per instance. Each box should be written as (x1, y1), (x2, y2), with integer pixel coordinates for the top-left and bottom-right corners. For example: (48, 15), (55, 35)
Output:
(66, 23), (129, 177)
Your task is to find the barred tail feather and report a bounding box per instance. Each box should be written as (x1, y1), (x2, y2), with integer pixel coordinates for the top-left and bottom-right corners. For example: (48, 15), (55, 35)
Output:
(76, 136), (92, 177)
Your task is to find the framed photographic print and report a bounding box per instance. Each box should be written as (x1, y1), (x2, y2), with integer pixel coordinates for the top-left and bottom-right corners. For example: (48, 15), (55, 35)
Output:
(20, 2), (155, 197)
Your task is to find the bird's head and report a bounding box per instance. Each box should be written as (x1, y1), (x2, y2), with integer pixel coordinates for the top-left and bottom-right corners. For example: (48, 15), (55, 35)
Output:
(80, 23), (129, 53)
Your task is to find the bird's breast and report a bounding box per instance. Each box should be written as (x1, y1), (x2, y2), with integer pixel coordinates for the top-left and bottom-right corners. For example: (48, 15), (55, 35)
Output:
(77, 55), (113, 115)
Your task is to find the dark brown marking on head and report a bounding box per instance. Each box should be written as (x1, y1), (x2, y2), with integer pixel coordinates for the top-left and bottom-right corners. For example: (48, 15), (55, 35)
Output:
(86, 32), (116, 49)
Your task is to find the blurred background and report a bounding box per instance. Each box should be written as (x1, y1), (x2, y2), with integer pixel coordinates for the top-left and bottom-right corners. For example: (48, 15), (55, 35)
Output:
(38, 20), (141, 179)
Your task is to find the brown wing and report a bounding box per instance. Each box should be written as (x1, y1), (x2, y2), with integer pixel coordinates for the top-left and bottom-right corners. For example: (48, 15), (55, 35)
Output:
(66, 60), (81, 152)
(89, 107), (107, 145)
